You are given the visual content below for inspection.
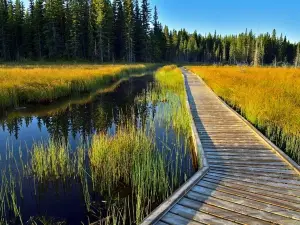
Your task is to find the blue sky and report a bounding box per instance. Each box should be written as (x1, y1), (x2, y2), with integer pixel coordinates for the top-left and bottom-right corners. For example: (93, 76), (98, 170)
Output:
(151, 0), (300, 43)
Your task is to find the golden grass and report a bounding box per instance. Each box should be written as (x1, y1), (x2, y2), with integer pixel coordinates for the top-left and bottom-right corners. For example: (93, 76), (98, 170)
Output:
(0, 64), (154, 108)
(188, 66), (300, 163)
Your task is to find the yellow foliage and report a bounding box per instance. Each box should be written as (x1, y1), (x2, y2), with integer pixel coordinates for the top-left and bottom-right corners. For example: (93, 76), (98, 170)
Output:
(188, 66), (300, 162)
(0, 64), (150, 107)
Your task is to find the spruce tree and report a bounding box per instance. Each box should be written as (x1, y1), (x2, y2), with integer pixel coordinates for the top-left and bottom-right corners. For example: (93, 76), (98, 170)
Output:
(141, 0), (150, 61)
(133, 0), (142, 61)
(295, 43), (300, 67)
(91, 0), (113, 62)
(0, 0), (8, 60)
(33, 0), (45, 59)
(44, 0), (65, 58)
(123, 0), (134, 62)
(112, 0), (124, 61)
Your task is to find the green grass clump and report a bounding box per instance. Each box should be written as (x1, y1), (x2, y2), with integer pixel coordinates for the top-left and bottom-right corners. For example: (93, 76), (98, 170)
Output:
(30, 140), (74, 182)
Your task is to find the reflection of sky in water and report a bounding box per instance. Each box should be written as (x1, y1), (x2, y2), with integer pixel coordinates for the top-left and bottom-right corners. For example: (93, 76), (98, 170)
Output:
(0, 74), (196, 225)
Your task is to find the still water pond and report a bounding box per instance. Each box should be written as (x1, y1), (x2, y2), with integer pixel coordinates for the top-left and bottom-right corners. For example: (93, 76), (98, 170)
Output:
(0, 74), (197, 225)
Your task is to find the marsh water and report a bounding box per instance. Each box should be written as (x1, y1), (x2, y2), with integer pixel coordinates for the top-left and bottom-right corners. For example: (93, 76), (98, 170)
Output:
(0, 74), (197, 225)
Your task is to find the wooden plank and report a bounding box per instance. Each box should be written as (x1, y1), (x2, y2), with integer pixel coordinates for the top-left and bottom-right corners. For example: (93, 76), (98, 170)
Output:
(209, 169), (300, 181)
(206, 152), (277, 157)
(200, 177), (300, 199)
(160, 212), (204, 225)
(209, 164), (294, 172)
(207, 156), (282, 162)
(170, 204), (238, 225)
(207, 160), (288, 167)
(186, 191), (295, 224)
(156, 222), (169, 225)
(179, 198), (272, 225)
(202, 177), (300, 197)
(192, 185), (300, 217)
(204, 147), (272, 151)
(208, 171), (300, 185)
(205, 173), (300, 190)
(207, 155), (282, 161)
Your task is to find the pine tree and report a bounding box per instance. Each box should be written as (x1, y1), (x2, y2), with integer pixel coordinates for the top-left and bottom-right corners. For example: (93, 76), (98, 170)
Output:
(133, 0), (142, 61)
(141, 0), (150, 61)
(229, 39), (237, 64)
(6, 0), (14, 60)
(123, 0), (134, 62)
(271, 29), (278, 66)
(44, 0), (65, 58)
(254, 37), (264, 66)
(91, 0), (113, 62)
(151, 6), (163, 62)
(295, 43), (300, 67)
(254, 39), (260, 66)
(112, 0), (124, 61)
(163, 25), (170, 61)
(187, 34), (198, 62)
(0, 0), (8, 60)
(68, 0), (80, 58)
(33, 0), (45, 59)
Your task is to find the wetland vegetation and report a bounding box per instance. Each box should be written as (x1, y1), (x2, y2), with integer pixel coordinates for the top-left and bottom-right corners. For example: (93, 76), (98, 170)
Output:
(188, 66), (300, 164)
(0, 64), (158, 108)
(0, 65), (197, 224)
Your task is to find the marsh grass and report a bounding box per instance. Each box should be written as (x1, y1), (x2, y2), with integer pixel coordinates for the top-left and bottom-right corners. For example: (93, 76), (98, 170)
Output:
(0, 65), (196, 224)
(188, 66), (300, 163)
(87, 65), (195, 224)
(30, 140), (75, 182)
(0, 64), (157, 108)
(0, 169), (24, 225)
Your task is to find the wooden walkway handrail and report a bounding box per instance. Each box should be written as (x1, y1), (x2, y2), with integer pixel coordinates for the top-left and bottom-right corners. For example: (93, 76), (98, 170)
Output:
(141, 68), (300, 225)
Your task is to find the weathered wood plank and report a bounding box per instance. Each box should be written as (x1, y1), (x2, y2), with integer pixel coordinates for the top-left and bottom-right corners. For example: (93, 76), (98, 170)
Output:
(210, 169), (300, 181)
(179, 198), (272, 225)
(202, 177), (300, 197)
(186, 191), (294, 223)
(204, 174), (300, 190)
(170, 204), (238, 225)
(155, 222), (169, 225)
(209, 164), (293, 171)
(192, 185), (300, 217)
(160, 212), (204, 225)
(208, 171), (300, 185)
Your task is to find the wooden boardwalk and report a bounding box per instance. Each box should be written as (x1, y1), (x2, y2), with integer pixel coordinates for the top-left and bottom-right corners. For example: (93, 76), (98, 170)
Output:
(142, 68), (300, 225)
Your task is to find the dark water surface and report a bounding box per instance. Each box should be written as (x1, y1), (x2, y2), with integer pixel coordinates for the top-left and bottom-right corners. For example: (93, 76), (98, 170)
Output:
(0, 74), (196, 224)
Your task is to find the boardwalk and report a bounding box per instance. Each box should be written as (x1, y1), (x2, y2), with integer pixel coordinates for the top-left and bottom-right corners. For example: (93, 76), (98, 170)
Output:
(142, 68), (300, 225)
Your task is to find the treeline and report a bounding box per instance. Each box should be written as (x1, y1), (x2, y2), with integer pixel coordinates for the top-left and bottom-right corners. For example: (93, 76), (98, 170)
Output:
(176, 29), (300, 66)
(0, 0), (300, 65)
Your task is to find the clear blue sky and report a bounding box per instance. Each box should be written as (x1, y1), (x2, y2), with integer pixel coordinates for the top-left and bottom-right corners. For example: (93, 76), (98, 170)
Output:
(151, 0), (300, 43)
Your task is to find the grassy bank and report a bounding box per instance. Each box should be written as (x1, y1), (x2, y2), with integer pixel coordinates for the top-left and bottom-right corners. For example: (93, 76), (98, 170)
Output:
(0, 65), (196, 225)
(188, 66), (300, 164)
(0, 64), (157, 108)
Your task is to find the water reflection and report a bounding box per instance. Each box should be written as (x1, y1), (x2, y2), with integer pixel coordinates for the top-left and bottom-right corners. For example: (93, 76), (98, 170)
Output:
(0, 73), (196, 225)
(0, 75), (155, 150)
